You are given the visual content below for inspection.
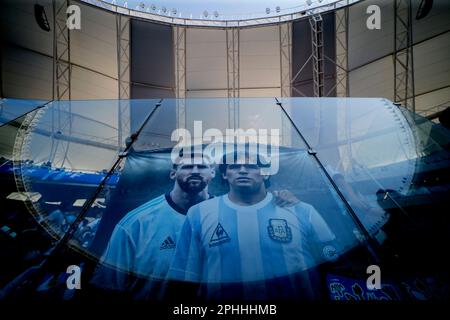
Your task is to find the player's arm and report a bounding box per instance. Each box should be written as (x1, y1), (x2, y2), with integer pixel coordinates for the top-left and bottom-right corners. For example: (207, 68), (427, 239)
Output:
(167, 207), (203, 282)
(307, 205), (335, 243)
(293, 203), (338, 263)
(305, 204), (340, 264)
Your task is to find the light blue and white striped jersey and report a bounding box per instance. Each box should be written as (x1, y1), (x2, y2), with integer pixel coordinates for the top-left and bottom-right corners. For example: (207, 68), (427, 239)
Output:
(91, 194), (186, 295)
(169, 193), (335, 289)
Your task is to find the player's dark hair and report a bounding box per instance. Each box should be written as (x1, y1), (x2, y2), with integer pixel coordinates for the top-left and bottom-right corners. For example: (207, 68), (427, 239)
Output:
(219, 149), (271, 188)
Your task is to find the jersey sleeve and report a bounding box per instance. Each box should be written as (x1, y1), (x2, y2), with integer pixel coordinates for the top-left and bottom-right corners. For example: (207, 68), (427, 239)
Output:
(307, 204), (336, 243)
(90, 224), (136, 291)
(168, 206), (203, 282)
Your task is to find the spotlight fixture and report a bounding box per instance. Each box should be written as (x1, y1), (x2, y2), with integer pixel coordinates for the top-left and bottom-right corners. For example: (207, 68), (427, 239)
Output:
(416, 0), (434, 20)
(203, 10), (208, 18)
(266, 8), (270, 14)
(161, 6), (167, 14)
(172, 8), (177, 15)
(138, 2), (145, 10)
(150, 4), (156, 11)
(214, 11), (219, 18)
(34, 4), (51, 32)
(306, 0), (312, 6)
(276, 6), (281, 13)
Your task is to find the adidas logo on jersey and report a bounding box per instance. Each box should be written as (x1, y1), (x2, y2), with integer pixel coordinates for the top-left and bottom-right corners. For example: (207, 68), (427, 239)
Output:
(209, 223), (231, 247)
(160, 236), (176, 250)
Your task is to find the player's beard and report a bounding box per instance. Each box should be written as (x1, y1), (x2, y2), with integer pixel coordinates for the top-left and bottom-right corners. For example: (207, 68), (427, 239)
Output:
(178, 175), (208, 194)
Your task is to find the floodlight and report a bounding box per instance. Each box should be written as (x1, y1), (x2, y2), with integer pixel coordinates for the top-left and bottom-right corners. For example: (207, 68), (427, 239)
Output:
(34, 4), (50, 32)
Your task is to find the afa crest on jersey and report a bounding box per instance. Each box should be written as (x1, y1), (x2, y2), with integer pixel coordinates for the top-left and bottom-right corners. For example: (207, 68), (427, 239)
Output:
(268, 219), (292, 243)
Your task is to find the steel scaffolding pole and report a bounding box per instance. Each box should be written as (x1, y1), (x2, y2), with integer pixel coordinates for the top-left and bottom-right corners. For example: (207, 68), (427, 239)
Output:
(116, 14), (130, 148)
(310, 14), (325, 97)
(394, 0), (416, 112)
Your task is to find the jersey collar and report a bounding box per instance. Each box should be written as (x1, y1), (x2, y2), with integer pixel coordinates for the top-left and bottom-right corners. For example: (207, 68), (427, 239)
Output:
(165, 193), (213, 215)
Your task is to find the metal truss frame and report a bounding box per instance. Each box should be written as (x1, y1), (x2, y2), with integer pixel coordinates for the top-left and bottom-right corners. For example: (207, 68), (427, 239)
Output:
(226, 28), (240, 129)
(334, 7), (348, 97)
(292, 8), (349, 98)
(116, 14), (130, 148)
(51, 0), (72, 168)
(279, 22), (292, 97)
(394, 0), (416, 112)
(53, 0), (71, 100)
(174, 26), (186, 130)
(310, 14), (325, 97)
(226, 28), (240, 99)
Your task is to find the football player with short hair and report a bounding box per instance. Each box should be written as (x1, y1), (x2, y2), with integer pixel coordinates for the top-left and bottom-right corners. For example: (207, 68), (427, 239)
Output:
(90, 153), (215, 298)
(169, 150), (335, 300)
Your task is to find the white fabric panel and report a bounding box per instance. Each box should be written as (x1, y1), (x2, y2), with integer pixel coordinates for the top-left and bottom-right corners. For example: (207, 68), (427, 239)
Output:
(0, 122), (19, 159)
(185, 98), (231, 133)
(239, 26), (281, 89)
(2, 46), (53, 100)
(412, 0), (450, 44)
(0, 0), (53, 56)
(348, 0), (395, 70)
(70, 2), (118, 78)
(186, 28), (227, 90)
(415, 87), (450, 115)
(27, 101), (120, 171)
(239, 88), (281, 97)
(66, 100), (119, 132)
(413, 33), (450, 96)
(71, 66), (118, 99)
(29, 133), (118, 172)
(186, 90), (228, 98)
(349, 56), (394, 100)
(55, 142), (117, 172)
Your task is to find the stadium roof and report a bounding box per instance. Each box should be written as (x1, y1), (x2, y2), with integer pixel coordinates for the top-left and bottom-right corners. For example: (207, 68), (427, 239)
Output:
(81, 0), (361, 27)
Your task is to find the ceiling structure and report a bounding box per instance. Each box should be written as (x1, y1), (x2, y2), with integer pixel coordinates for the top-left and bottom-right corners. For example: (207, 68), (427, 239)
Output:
(82, 0), (361, 26)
